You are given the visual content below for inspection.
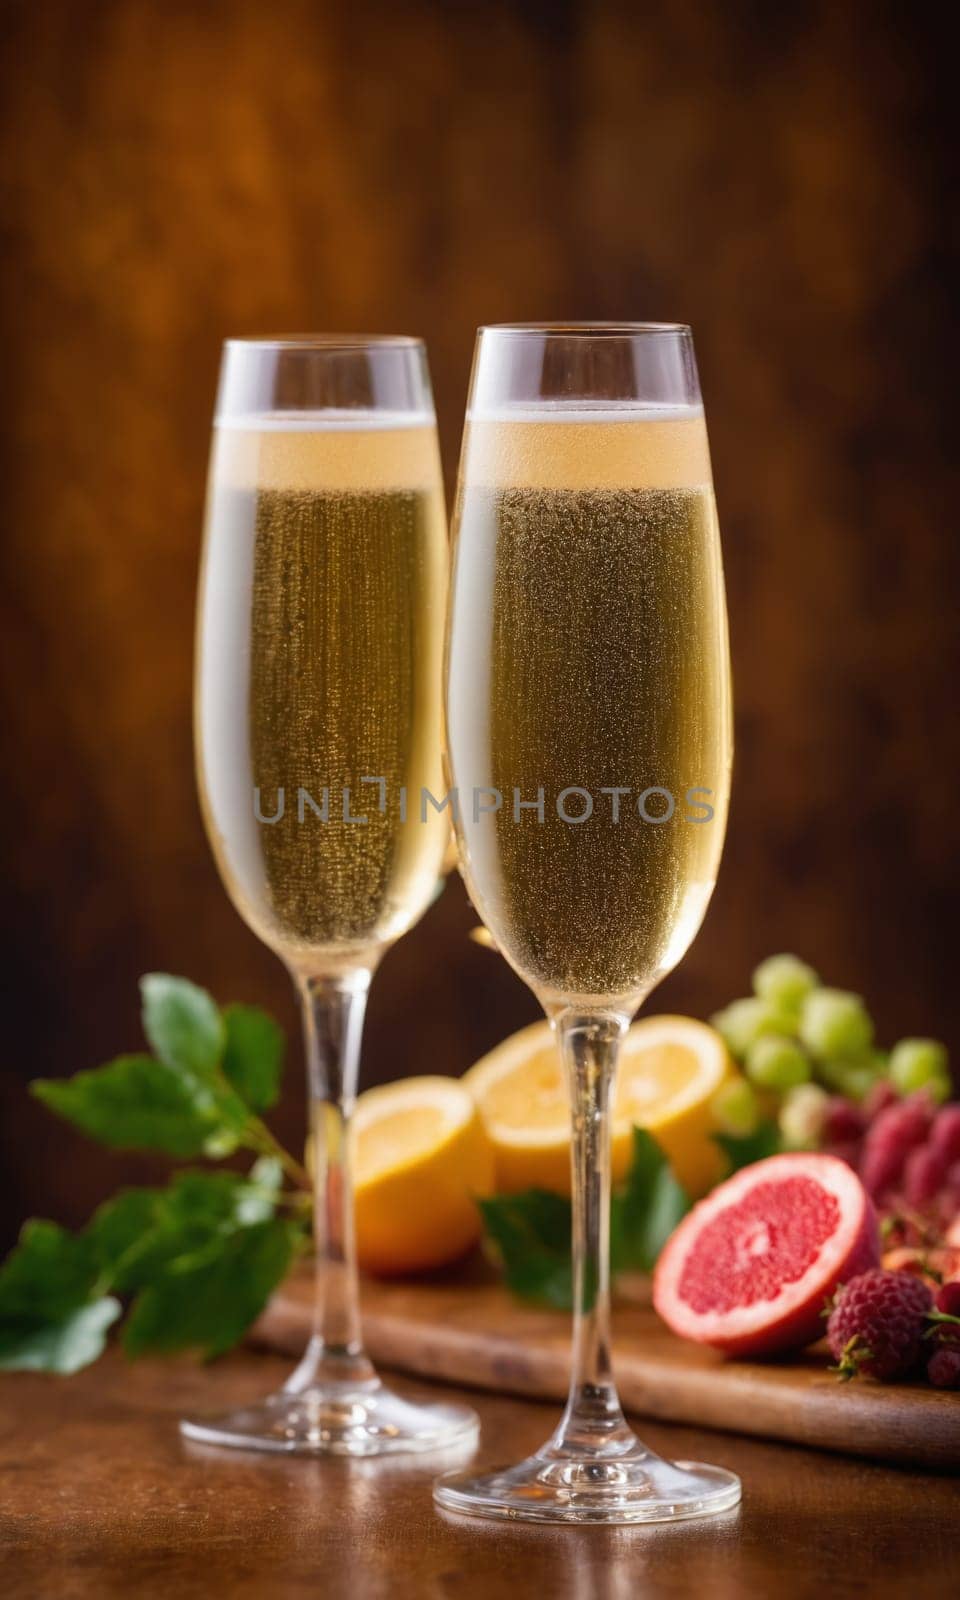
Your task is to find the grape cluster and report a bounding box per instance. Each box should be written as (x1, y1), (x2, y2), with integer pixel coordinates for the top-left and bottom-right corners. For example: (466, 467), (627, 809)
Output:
(711, 953), (952, 1122)
(711, 954), (958, 1233)
(709, 957), (959, 1384)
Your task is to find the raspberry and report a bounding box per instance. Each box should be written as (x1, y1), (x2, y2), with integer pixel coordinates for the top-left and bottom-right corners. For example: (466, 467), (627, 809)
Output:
(935, 1280), (960, 1318)
(823, 1140), (861, 1171)
(863, 1079), (899, 1120)
(930, 1105), (960, 1168)
(859, 1096), (933, 1200)
(902, 1145), (947, 1210)
(947, 1162), (960, 1201)
(927, 1346), (960, 1388)
(827, 1268), (933, 1380)
(823, 1097), (866, 1144)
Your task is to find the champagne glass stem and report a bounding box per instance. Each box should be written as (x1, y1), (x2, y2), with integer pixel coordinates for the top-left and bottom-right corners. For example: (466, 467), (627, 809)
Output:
(285, 968), (376, 1394)
(550, 1010), (637, 1456)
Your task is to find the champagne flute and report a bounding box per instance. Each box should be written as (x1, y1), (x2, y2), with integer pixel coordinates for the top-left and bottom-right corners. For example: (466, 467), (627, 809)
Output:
(184, 336), (478, 1456)
(436, 324), (739, 1521)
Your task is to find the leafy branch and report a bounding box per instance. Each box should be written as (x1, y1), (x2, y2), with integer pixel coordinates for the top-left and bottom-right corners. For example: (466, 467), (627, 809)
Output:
(1, 969), (783, 1372)
(0, 975), (310, 1374)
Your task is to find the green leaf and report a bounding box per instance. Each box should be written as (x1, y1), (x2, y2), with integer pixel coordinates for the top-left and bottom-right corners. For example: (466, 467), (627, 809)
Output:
(478, 1132), (693, 1307)
(32, 1055), (221, 1157)
(478, 1190), (573, 1309)
(610, 1128), (690, 1274)
(0, 1166), (299, 1374)
(90, 1169), (285, 1294)
(140, 974), (225, 1081)
(87, 1189), (163, 1292)
(0, 1221), (120, 1375)
(161, 1167), (281, 1232)
(122, 1218), (301, 1359)
(713, 1120), (781, 1176)
(0, 1298), (121, 1374)
(221, 1004), (284, 1113)
(0, 1220), (99, 1322)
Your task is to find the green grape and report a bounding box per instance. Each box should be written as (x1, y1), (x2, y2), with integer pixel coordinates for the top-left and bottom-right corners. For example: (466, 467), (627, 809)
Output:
(745, 1035), (812, 1091)
(817, 1049), (886, 1100)
(711, 999), (766, 1059)
(926, 1072), (952, 1106)
(712, 998), (798, 1061)
(752, 953), (819, 1010)
(778, 1082), (829, 1149)
(710, 1077), (760, 1135)
(888, 1038), (949, 1098)
(823, 1061), (881, 1102)
(799, 989), (873, 1061)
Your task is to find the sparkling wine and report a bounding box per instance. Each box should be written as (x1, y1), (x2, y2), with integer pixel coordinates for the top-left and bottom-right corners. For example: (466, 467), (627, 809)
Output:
(446, 408), (732, 1011)
(197, 415), (448, 966)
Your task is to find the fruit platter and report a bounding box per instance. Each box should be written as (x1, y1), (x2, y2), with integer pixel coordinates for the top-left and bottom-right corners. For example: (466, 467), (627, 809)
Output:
(252, 953), (960, 1467)
(5, 954), (958, 1468)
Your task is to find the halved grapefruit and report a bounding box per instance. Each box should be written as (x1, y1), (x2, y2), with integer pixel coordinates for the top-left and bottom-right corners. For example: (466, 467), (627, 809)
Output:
(653, 1152), (880, 1357)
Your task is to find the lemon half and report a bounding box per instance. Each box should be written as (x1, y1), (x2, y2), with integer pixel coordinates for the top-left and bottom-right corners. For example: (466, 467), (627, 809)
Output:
(351, 1075), (494, 1275)
(464, 1015), (733, 1198)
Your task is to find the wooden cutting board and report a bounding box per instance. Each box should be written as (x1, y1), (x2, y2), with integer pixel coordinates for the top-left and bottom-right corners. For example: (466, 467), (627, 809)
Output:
(254, 1262), (959, 1471)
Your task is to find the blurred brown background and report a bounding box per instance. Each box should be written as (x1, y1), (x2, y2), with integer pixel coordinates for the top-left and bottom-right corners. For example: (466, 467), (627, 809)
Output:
(0, 0), (956, 1246)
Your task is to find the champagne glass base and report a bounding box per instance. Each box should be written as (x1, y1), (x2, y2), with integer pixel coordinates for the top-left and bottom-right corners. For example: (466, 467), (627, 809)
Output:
(433, 1438), (741, 1525)
(180, 1377), (479, 1458)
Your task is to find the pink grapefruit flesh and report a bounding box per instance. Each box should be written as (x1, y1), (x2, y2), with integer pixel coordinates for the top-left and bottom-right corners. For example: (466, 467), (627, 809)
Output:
(653, 1153), (880, 1357)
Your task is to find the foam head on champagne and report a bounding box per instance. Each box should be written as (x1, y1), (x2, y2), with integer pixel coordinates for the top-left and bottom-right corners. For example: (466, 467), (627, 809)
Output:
(211, 408), (442, 491)
(461, 402), (712, 491)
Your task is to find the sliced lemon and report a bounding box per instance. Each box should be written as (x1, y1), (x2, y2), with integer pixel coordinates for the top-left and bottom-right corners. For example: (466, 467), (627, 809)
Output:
(351, 1076), (494, 1275)
(464, 1015), (734, 1199)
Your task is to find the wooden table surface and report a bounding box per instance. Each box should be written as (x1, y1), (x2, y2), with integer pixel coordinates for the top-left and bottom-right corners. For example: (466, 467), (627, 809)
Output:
(0, 1349), (956, 1599)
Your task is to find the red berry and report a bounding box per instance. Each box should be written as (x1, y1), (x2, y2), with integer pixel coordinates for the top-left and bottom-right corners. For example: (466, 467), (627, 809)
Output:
(863, 1080), (899, 1120)
(935, 1280), (960, 1318)
(930, 1105), (960, 1168)
(902, 1145), (947, 1210)
(827, 1268), (933, 1381)
(823, 1139), (862, 1171)
(947, 1162), (960, 1201)
(927, 1346), (960, 1388)
(860, 1098), (933, 1200)
(823, 1098), (866, 1144)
